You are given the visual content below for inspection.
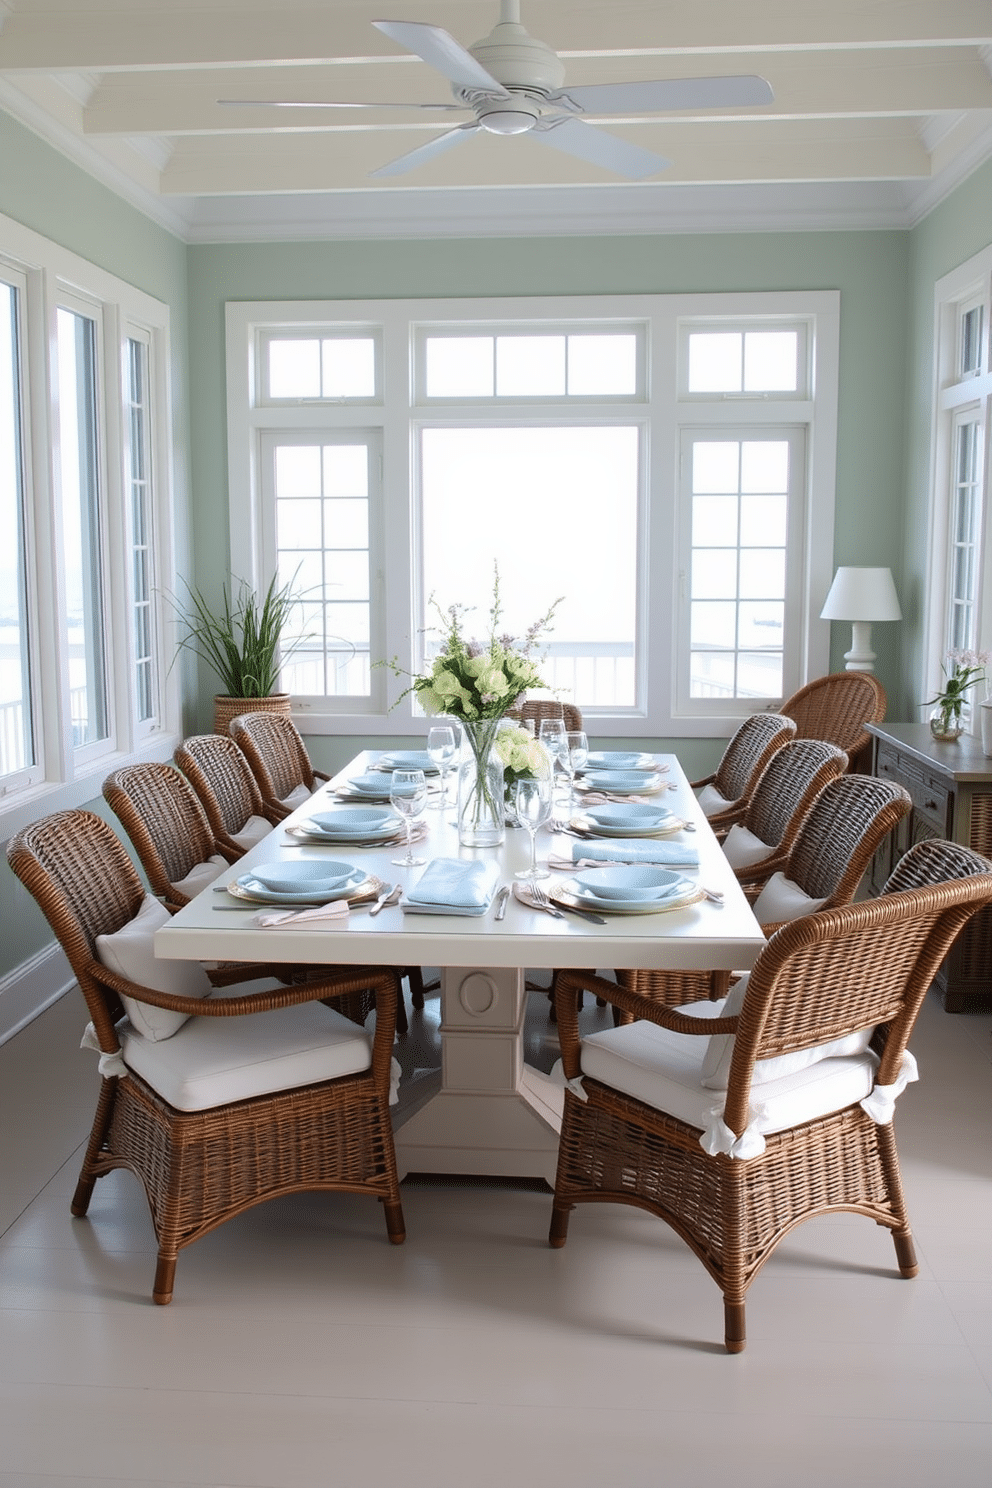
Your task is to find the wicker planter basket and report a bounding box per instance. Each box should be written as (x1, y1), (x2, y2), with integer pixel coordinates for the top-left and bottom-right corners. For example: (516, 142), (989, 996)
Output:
(213, 692), (292, 737)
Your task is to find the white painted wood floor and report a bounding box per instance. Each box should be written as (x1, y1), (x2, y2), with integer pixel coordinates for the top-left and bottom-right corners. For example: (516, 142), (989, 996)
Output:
(1, 979), (990, 1488)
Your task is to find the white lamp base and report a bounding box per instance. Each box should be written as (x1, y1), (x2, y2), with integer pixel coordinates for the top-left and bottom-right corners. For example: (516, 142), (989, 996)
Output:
(843, 620), (876, 672)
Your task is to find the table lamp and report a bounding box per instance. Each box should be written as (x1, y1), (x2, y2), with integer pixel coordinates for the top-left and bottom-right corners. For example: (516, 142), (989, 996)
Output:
(820, 566), (902, 672)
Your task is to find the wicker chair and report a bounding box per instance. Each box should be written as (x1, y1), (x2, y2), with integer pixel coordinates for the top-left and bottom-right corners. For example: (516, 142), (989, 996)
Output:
(103, 762), (236, 912)
(782, 671), (887, 774)
(616, 770), (911, 1014)
(507, 699), (583, 733)
(690, 712), (797, 831)
(229, 711), (330, 821)
(174, 732), (280, 859)
(722, 738), (848, 891)
(549, 838), (992, 1352)
(7, 809), (405, 1305)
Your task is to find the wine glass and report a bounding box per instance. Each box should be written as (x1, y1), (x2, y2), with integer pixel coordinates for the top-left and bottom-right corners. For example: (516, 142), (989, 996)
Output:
(390, 769), (428, 866)
(564, 729), (589, 809)
(426, 725), (457, 808)
(514, 774), (553, 881)
(538, 718), (567, 805)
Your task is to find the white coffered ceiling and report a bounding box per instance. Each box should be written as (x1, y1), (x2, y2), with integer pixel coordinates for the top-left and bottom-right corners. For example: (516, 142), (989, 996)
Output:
(1, 0), (991, 242)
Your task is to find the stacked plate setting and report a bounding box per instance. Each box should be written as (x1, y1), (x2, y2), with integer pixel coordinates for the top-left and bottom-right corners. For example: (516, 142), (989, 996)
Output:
(558, 864), (699, 915)
(229, 859), (369, 905)
(291, 806), (405, 845)
(373, 750), (438, 773)
(583, 751), (657, 771)
(578, 768), (666, 795)
(571, 802), (680, 838)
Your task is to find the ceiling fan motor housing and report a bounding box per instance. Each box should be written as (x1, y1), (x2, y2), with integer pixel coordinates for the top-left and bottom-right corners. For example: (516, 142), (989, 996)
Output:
(462, 19), (566, 134)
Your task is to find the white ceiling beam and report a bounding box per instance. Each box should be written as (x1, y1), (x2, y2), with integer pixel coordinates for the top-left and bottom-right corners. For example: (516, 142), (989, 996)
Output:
(79, 49), (992, 136)
(1, 1), (990, 73)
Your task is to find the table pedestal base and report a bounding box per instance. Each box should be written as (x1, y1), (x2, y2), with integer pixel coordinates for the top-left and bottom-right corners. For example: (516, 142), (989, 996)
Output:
(392, 965), (563, 1185)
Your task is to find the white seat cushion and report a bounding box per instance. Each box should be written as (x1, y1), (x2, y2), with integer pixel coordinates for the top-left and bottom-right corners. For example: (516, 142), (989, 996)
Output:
(722, 823), (774, 870)
(696, 782), (737, 818)
(579, 1018), (877, 1153)
(752, 870), (828, 926)
(281, 784), (313, 811)
(688, 977), (875, 1090)
(120, 1000), (373, 1112)
(230, 815), (272, 850)
(174, 855), (227, 898)
(96, 896), (211, 1042)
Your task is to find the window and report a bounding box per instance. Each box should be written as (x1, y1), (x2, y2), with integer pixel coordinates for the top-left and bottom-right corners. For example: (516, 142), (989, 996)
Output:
(926, 248), (992, 722)
(0, 211), (177, 830)
(227, 292), (838, 738)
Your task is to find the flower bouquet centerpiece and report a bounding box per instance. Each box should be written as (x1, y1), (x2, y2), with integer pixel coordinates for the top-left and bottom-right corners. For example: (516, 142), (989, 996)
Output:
(496, 723), (554, 824)
(926, 649), (988, 741)
(399, 571), (561, 847)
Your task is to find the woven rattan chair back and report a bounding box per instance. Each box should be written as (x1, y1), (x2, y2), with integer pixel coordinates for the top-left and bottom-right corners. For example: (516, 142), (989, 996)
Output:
(781, 772), (911, 907)
(550, 840), (992, 1351)
(174, 733), (275, 852)
(103, 762), (224, 911)
(741, 738), (848, 863)
(229, 711), (326, 819)
(507, 699), (583, 733)
(782, 671), (887, 772)
(713, 712), (796, 802)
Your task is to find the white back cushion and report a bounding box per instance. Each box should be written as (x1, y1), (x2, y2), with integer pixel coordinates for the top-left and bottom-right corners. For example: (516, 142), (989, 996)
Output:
(96, 895), (211, 1042)
(722, 823), (773, 870)
(752, 871), (828, 927)
(230, 815), (271, 850)
(281, 784), (313, 811)
(696, 782), (736, 818)
(174, 854), (227, 898)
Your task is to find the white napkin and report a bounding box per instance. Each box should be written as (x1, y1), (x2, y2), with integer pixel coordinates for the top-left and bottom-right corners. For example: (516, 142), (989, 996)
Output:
(253, 899), (351, 928)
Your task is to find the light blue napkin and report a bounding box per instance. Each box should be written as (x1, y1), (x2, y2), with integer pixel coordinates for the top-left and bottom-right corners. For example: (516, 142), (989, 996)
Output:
(571, 839), (699, 867)
(402, 857), (501, 916)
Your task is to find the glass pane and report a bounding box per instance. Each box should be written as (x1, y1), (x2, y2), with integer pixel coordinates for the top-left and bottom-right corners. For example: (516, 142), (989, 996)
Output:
(496, 336), (566, 397)
(324, 550), (369, 601)
(961, 306), (983, 376)
(693, 442), (740, 494)
(323, 445), (368, 497)
(421, 424), (638, 707)
(268, 339), (321, 399)
(692, 494), (738, 546)
(687, 332), (741, 392)
(741, 440), (789, 493)
(126, 337), (155, 723)
(739, 549), (785, 599)
(325, 497), (368, 548)
(956, 423), (978, 490)
(279, 550), (323, 594)
(690, 651), (736, 698)
(738, 601), (784, 649)
(321, 338), (375, 398)
(425, 337), (493, 397)
(276, 497), (322, 549)
(743, 331), (798, 392)
(567, 334), (637, 395)
(691, 549), (738, 600)
(740, 493), (787, 546)
(326, 600), (370, 645)
(738, 651), (782, 698)
(275, 445), (321, 497)
(0, 281), (34, 777)
(690, 601), (736, 648)
(57, 307), (109, 748)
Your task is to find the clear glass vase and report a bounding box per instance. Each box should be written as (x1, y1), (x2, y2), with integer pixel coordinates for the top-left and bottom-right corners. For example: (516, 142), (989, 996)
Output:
(929, 705), (963, 741)
(456, 719), (506, 848)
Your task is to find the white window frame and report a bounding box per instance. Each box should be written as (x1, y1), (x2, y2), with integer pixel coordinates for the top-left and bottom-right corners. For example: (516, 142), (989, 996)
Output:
(925, 245), (992, 729)
(227, 291), (838, 738)
(0, 211), (179, 836)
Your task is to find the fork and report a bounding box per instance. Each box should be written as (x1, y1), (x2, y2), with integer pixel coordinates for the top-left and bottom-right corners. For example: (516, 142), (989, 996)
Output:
(528, 882), (566, 920)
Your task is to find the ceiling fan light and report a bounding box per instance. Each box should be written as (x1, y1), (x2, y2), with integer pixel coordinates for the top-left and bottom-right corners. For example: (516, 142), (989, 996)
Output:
(478, 107), (539, 135)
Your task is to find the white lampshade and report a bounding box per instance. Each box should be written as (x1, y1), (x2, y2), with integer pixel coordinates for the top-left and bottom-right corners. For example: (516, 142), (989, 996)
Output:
(820, 567), (902, 623)
(820, 567), (902, 672)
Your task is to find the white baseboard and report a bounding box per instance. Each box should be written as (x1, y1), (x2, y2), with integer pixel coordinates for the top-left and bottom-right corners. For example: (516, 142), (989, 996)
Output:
(0, 943), (75, 1045)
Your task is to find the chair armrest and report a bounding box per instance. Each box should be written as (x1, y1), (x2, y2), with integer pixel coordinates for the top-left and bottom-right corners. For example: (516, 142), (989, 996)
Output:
(732, 849), (788, 889)
(312, 768), (331, 784)
(689, 773), (715, 790)
(90, 962), (394, 1022)
(260, 793), (292, 822)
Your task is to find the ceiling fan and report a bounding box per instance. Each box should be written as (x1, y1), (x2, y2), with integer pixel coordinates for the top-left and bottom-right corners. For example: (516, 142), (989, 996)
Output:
(220, 0), (774, 181)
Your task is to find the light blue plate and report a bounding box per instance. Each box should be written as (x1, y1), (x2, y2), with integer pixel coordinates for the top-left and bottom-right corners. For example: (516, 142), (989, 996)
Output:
(375, 750), (437, 773)
(234, 866), (366, 905)
(573, 865), (682, 901)
(567, 877), (695, 913)
(585, 803), (672, 830)
(347, 773), (413, 796)
(249, 859), (357, 894)
(584, 770), (660, 793)
(585, 752), (654, 771)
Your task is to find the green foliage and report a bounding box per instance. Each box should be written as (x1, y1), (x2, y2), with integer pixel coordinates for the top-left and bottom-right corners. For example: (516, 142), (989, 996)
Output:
(171, 573), (303, 698)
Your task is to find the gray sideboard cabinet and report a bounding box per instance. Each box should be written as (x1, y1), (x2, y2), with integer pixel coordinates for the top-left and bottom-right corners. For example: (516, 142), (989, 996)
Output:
(867, 722), (992, 1012)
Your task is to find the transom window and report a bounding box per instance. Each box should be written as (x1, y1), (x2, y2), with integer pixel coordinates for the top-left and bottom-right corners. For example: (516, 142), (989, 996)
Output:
(420, 330), (641, 400)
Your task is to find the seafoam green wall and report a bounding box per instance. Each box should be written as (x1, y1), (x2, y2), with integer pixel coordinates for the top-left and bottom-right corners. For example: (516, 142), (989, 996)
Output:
(187, 226), (911, 768)
(0, 110), (190, 983)
(901, 159), (992, 722)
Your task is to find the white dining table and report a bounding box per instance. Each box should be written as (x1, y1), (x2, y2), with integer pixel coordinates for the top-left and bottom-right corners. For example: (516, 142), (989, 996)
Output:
(155, 750), (765, 1185)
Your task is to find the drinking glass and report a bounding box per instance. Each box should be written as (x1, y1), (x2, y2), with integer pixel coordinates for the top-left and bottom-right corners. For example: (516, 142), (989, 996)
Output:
(426, 725), (457, 807)
(564, 729), (589, 808)
(514, 774), (553, 880)
(390, 769), (428, 866)
(538, 718), (567, 803)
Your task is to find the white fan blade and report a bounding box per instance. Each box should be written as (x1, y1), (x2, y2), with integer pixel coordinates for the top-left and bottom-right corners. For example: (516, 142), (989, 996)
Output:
(557, 76), (774, 114)
(534, 118), (669, 180)
(373, 20), (509, 95)
(218, 98), (467, 112)
(370, 122), (480, 178)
